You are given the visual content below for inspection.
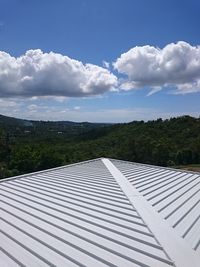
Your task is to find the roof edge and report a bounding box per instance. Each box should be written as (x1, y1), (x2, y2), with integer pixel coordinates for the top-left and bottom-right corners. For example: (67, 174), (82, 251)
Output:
(109, 158), (200, 176)
(0, 158), (103, 183)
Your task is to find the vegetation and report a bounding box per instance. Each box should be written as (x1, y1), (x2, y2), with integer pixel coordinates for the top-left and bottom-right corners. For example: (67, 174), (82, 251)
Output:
(0, 114), (200, 179)
(175, 164), (200, 172)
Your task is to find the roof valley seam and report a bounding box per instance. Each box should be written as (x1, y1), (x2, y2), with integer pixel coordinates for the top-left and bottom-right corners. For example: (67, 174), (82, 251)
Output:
(101, 158), (200, 267)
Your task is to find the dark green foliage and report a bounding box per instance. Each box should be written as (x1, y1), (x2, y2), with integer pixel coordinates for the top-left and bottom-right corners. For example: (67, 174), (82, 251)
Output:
(37, 149), (63, 170)
(0, 114), (200, 178)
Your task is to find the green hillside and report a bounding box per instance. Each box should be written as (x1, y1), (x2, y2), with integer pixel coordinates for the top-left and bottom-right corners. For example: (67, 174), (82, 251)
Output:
(0, 114), (200, 179)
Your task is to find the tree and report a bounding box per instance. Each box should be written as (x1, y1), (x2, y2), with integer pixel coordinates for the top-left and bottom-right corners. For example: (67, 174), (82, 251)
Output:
(37, 149), (63, 170)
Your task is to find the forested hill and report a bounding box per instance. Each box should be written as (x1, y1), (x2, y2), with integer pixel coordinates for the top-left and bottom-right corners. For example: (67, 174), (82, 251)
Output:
(0, 115), (200, 178)
(0, 114), (111, 137)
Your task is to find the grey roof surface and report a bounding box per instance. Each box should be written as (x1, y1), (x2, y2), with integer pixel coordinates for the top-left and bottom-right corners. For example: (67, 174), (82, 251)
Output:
(0, 158), (200, 267)
(111, 159), (200, 255)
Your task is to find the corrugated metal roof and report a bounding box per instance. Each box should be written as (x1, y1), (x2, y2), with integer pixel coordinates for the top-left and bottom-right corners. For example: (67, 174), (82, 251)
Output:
(111, 159), (200, 257)
(0, 158), (200, 267)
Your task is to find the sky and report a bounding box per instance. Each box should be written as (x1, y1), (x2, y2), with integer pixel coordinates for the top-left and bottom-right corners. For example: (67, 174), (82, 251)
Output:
(0, 0), (200, 122)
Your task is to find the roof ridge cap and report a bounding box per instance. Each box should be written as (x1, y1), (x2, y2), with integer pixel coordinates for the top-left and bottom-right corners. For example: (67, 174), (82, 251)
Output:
(102, 158), (200, 267)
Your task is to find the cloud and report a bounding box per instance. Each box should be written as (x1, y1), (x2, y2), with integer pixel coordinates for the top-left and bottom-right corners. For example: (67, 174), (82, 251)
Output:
(0, 99), (18, 108)
(0, 49), (117, 98)
(113, 41), (200, 94)
(27, 104), (38, 110)
(1, 104), (199, 123)
(0, 98), (21, 117)
(102, 60), (110, 69)
(73, 106), (81, 110)
(1, 42), (200, 99)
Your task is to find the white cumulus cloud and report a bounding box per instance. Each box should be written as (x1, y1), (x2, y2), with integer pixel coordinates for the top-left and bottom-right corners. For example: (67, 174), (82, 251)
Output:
(0, 49), (117, 98)
(113, 41), (200, 94)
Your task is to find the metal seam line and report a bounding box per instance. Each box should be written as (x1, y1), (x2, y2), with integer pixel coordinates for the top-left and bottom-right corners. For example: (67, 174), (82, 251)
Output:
(102, 158), (200, 267)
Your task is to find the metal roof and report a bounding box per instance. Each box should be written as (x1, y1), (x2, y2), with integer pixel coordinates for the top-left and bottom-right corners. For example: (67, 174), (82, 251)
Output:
(0, 158), (200, 267)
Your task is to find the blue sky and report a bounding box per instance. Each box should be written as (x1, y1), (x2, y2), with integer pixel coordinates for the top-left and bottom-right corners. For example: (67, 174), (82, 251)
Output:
(0, 0), (199, 122)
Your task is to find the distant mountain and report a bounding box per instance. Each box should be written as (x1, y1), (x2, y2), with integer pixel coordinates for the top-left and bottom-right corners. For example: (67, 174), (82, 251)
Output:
(0, 114), (112, 136)
(0, 114), (30, 126)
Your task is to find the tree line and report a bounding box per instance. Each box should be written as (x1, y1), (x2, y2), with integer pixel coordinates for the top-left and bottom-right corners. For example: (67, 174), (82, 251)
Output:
(0, 115), (200, 179)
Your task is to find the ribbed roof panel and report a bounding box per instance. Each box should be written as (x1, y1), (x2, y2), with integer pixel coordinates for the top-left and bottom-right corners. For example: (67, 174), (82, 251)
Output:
(111, 159), (200, 255)
(0, 159), (174, 267)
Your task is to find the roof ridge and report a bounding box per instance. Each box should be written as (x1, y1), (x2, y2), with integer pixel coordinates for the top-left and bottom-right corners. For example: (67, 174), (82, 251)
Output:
(102, 158), (200, 267)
